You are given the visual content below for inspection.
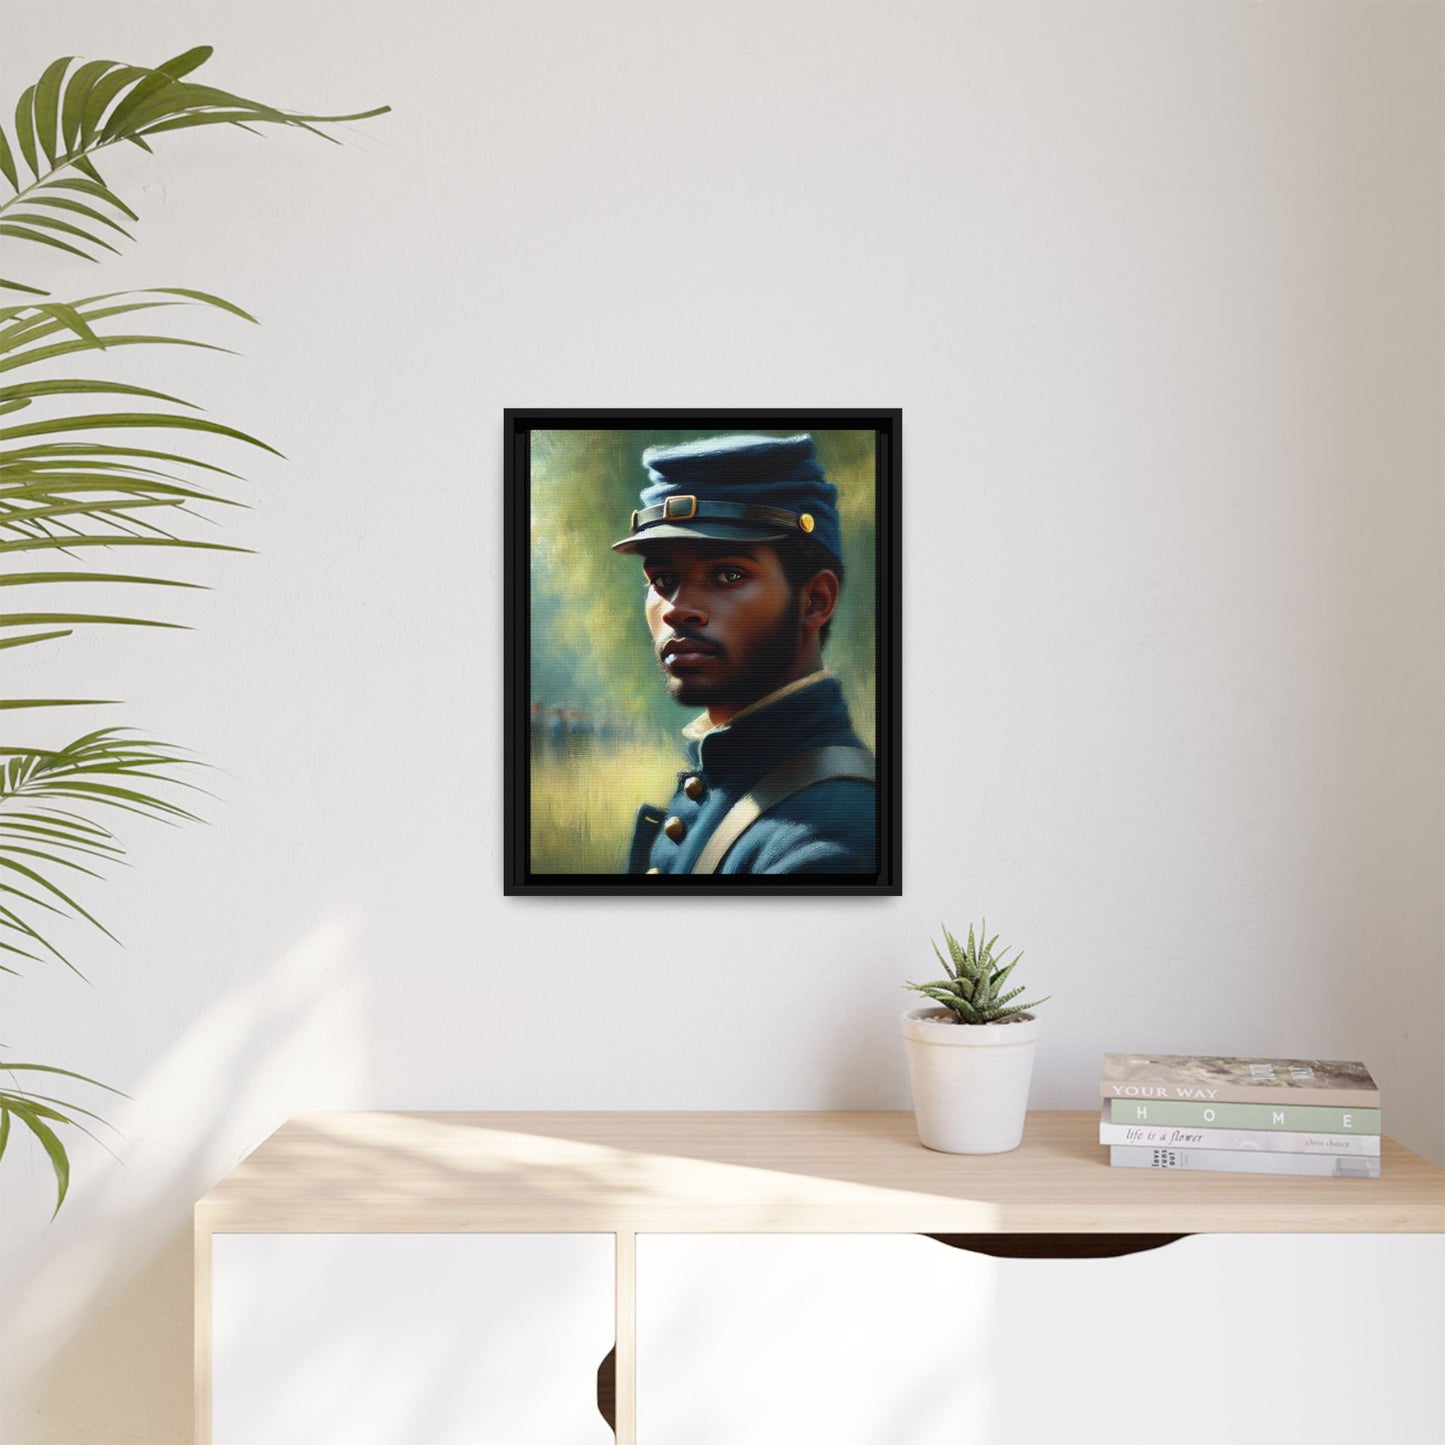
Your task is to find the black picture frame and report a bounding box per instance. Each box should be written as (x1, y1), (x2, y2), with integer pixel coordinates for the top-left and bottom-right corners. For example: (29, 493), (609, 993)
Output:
(504, 408), (901, 895)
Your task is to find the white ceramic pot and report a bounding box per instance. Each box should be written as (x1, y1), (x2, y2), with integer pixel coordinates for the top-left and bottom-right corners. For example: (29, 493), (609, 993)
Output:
(900, 1007), (1041, 1154)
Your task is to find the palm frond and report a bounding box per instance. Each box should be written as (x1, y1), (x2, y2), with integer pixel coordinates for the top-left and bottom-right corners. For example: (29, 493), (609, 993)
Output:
(0, 1058), (127, 1214)
(0, 729), (205, 974)
(1, 47), (387, 294)
(0, 288), (264, 705)
(2, 47), (387, 293)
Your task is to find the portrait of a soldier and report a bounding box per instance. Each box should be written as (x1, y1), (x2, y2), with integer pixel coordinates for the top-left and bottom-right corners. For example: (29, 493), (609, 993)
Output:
(611, 433), (877, 876)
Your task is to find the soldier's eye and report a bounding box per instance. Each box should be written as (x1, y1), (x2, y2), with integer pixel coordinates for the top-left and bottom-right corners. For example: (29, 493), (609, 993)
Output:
(648, 574), (676, 594)
(715, 568), (745, 585)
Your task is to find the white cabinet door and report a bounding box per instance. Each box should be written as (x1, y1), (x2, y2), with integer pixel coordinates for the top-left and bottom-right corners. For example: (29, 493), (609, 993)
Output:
(213, 1233), (614, 1445)
(637, 1234), (991, 1445)
(636, 1233), (1445, 1445)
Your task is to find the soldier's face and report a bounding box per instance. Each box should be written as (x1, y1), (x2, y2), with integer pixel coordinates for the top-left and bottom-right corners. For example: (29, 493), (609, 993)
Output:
(642, 542), (803, 709)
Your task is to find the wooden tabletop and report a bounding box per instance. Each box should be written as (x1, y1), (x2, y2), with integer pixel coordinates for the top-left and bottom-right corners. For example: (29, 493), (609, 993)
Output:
(194, 1110), (1445, 1235)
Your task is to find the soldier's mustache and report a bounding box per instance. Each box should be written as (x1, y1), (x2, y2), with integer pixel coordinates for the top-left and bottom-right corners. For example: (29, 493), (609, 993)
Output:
(659, 629), (720, 657)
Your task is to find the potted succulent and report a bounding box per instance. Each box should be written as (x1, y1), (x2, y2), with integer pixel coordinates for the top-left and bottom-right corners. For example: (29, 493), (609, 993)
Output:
(901, 922), (1051, 1154)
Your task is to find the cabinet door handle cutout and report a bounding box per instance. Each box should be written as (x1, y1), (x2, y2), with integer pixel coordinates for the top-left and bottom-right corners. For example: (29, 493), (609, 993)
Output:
(925, 1233), (1189, 1259)
(597, 1344), (616, 1434)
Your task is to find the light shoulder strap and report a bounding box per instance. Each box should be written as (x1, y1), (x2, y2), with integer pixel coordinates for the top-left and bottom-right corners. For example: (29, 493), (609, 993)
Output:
(689, 745), (876, 875)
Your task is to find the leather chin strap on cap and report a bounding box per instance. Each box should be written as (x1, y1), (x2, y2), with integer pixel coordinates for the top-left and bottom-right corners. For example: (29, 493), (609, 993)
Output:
(630, 497), (811, 536)
(688, 746), (876, 875)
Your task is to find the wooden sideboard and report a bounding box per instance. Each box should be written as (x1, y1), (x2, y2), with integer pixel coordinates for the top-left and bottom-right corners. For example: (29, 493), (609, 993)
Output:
(195, 1110), (1445, 1444)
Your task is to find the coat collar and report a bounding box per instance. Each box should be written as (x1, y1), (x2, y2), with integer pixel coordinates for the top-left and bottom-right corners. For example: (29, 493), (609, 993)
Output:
(681, 669), (831, 742)
(684, 673), (858, 784)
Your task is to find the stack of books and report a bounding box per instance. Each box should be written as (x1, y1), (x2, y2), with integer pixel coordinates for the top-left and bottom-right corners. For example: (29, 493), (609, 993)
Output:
(1099, 1053), (1381, 1178)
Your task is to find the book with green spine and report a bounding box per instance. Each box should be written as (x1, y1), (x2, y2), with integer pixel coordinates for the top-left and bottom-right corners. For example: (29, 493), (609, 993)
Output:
(1108, 1098), (1380, 1133)
(1097, 1104), (1381, 1155)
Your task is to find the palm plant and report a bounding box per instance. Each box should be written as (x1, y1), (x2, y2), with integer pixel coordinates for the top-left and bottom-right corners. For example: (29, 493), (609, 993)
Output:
(0, 45), (386, 1211)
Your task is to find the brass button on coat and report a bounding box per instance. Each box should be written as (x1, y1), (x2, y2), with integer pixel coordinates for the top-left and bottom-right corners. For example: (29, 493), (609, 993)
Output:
(663, 815), (686, 843)
(683, 775), (705, 801)
(646, 867), (660, 875)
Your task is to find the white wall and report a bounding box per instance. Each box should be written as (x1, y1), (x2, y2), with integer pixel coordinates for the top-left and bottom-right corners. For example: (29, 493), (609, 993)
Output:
(2, 2), (1441, 1441)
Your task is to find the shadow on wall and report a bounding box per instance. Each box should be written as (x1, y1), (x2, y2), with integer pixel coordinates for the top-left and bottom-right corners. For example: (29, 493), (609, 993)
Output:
(4, 916), (365, 1445)
(823, 963), (917, 1111)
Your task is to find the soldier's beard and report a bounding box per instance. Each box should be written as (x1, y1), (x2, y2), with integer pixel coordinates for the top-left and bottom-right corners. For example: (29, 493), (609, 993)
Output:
(660, 604), (803, 709)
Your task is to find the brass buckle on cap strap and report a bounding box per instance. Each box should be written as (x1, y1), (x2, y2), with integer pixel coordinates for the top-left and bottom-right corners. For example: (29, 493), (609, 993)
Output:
(627, 497), (805, 534)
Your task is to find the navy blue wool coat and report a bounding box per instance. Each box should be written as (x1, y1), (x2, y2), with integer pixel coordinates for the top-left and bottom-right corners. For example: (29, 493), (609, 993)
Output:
(627, 676), (877, 876)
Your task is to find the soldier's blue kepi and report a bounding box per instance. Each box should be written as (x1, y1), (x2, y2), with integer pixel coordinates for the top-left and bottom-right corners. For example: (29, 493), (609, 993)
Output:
(611, 433), (842, 565)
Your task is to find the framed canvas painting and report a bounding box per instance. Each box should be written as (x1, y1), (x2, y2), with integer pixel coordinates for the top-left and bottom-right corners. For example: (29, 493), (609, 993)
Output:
(504, 408), (901, 895)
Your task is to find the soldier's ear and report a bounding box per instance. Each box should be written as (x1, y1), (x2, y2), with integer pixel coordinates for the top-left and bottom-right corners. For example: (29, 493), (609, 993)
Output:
(798, 568), (839, 632)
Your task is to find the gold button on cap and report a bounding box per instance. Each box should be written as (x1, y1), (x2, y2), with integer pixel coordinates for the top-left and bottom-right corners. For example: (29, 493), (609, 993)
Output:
(683, 776), (705, 801)
(799, 512), (815, 533)
(663, 816), (686, 843)
(646, 867), (661, 875)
